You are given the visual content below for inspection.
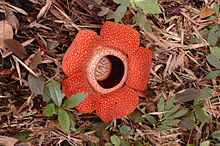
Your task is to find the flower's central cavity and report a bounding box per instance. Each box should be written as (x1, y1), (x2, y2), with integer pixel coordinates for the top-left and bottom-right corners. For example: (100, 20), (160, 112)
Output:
(96, 55), (125, 89)
(86, 48), (128, 94)
(95, 57), (112, 81)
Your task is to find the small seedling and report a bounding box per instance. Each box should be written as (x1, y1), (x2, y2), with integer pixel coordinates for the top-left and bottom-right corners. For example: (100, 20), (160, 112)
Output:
(42, 79), (88, 133)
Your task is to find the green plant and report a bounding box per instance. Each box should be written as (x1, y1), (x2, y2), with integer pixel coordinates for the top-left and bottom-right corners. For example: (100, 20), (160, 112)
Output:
(42, 79), (88, 133)
(113, 0), (161, 32)
(205, 46), (220, 79)
(145, 96), (188, 131)
(145, 88), (213, 131)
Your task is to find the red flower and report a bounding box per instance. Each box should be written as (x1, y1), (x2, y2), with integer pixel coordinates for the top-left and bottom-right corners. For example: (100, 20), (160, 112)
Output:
(62, 21), (153, 123)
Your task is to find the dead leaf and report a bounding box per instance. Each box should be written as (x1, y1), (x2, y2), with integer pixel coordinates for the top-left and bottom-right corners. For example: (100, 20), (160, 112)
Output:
(175, 88), (201, 103)
(0, 20), (13, 48)
(30, 53), (42, 69)
(0, 135), (18, 146)
(28, 73), (45, 95)
(4, 5), (20, 30)
(97, 6), (109, 16)
(1, 1), (28, 15)
(37, 0), (52, 19)
(106, 9), (115, 20)
(199, 7), (215, 19)
(3, 39), (28, 58)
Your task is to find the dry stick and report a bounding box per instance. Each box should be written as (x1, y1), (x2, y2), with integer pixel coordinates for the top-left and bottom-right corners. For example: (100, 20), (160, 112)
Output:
(56, 0), (88, 23)
(52, 4), (81, 31)
(12, 55), (38, 77)
(15, 93), (35, 116)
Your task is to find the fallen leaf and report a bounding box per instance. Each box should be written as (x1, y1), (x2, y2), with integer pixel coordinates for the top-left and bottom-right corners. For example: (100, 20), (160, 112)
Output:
(97, 6), (109, 16)
(3, 39), (28, 58)
(199, 7), (215, 19)
(28, 73), (45, 95)
(30, 53), (42, 69)
(4, 5), (20, 30)
(37, 0), (52, 19)
(0, 20), (13, 48)
(175, 88), (201, 103)
(0, 135), (18, 146)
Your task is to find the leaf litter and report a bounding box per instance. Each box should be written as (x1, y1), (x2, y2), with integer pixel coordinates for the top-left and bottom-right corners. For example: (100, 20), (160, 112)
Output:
(0, 0), (219, 145)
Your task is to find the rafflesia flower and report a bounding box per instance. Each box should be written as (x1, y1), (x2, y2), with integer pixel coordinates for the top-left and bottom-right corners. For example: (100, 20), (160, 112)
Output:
(62, 21), (153, 123)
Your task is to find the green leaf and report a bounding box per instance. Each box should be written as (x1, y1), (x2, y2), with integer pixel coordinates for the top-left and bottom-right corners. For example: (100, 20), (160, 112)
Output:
(128, 109), (144, 123)
(206, 54), (220, 69)
(193, 105), (211, 123)
(67, 111), (76, 132)
(175, 88), (201, 103)
(157, 125), (171, 131)
(210, 46), (220, 59)
(28, 74), (45, 95)
(161, 119), (181, 126)
(165, 104), (180, 119)
(165, 96), (175, 111)
(120, 125), (133, 137)
(63, 92), (88, 108)
(92, 122), (111, 138)
(214, 3), (219, 17)
(10, 131), (31, 142)
(145, 114), (157, 125)
(49, 79), (62, 107)
(212, 130), (220, 141)
(134, 141), (142, 146)
(134, 0), (161, 14)
(136, 10), (146, 28)
(208, 25), (219, 46)
(165, 109), (188, 119)
(42, 85), (52, 103)
(114, 4), (128, 23)
(87, 141), (97, 146)
(110, 135), (121, 146)
(157, 97), (165, 119)
(200, 141), (210, 146)
(113, 0), (129, 5)
(120, 140), (129, 146)
(43, 103), (56, 116)
(58, 109), (70, 133)
(204, 70), (220, 80)
(94, 0), (102, 3)
(201, 28), (209, 36)
(194, 88), (213, 105)
(144, 23), (152, 33)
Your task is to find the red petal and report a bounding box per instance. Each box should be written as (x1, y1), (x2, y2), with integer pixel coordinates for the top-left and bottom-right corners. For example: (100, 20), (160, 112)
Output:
(126, 47), (153, 91)
(62, 30), (99, 76)
(96, 86), (139, 123)
(62, 73), (100, 113)
(100, 21), (140, 54)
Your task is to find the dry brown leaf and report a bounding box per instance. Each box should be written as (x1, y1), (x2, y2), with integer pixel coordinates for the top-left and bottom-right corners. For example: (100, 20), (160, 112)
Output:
(0, 1), (28, 15)
(0, 135), (18, 146)
(0, 20), (13, 48)
(4, 5), (20, 30)
(37, 0), (52, 19)
(3, 39), (27, 58)
(199, 7), (215, 19)
(97, 6), (109, 16)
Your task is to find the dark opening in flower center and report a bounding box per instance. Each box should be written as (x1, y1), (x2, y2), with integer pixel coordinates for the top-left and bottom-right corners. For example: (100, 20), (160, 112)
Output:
(95, 55), (125, 89)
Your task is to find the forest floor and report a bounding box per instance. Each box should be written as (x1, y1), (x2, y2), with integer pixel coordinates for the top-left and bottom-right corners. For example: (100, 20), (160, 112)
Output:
(0, 0), (219, 145)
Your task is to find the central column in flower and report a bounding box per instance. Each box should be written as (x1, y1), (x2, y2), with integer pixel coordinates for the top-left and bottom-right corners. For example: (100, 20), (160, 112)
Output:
(86, 47), (128, 94)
